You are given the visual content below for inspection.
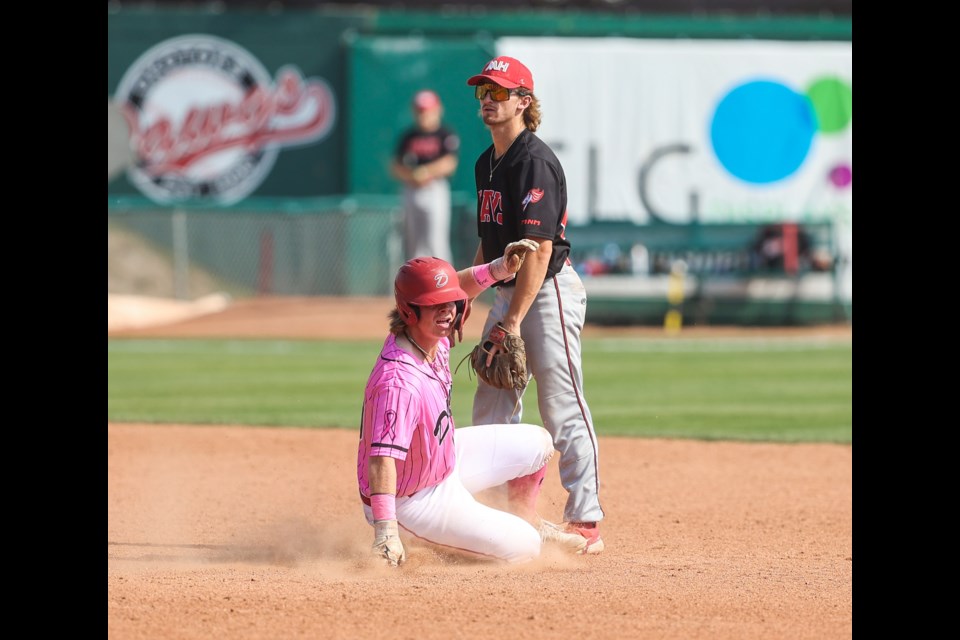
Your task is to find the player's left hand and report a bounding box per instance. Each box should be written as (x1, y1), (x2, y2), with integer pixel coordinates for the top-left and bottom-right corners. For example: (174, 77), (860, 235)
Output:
(468, 322), (528, 389)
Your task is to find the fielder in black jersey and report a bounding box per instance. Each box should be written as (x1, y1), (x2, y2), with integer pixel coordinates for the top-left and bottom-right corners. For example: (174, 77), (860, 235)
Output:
(466, 55), (606, 554)
(391, 90), (460, 263)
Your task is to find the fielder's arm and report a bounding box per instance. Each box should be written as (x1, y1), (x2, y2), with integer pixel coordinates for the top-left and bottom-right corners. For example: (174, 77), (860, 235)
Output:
(391, 154), (458, 187)
(415, 153), (458, 184)
(498, 238), (552, 337)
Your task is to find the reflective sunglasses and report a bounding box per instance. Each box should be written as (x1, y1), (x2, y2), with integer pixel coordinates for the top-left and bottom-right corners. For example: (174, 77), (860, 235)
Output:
(474, 83), (522, 102)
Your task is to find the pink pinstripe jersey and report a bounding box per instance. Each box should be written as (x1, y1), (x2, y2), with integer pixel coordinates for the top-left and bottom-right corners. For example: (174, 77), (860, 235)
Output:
(357, 333), (456, 499)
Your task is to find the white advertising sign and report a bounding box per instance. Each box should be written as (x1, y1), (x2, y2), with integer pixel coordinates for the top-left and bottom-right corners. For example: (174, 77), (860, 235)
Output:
(498, 37), (852, 229)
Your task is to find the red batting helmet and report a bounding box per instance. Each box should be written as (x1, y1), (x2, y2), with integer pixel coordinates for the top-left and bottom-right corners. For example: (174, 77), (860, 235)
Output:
(395, 257), (468, 328)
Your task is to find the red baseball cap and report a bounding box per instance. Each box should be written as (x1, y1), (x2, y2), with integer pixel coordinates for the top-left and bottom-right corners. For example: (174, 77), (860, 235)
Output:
(466, 56), (534, 92)
(413, 90), (441, 111)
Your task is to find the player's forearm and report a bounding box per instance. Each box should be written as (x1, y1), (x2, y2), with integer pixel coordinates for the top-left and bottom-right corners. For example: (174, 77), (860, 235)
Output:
(391, 162), (416, 184)
(463, 245), (486, 303)
(501, 247), (550, 333)
(429, 154), (458, 179)
(410, 155), (457, 183)
(458, 245), (486, 298)
(458, 260), (507, 298)
(368, 456), (398, 496)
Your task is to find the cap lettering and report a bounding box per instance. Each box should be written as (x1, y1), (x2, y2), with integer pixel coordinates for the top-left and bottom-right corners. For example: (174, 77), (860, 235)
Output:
(485, 60), (510, 73)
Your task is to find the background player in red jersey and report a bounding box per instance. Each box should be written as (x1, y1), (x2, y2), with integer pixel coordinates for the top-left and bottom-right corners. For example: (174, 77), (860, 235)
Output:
(357, 244), (585, 567)
(390, 89), (460, 263)
(465, 56), (606, 554)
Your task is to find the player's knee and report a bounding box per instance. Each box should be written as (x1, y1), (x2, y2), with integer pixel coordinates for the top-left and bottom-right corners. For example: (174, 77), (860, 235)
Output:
(516, 423), (555, 463)
(504, 527), (541, 564)
(534, 426), (554, 456)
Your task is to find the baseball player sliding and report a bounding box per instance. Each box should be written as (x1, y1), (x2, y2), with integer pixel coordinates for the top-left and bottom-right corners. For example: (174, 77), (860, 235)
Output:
(357, 244), (585, 565)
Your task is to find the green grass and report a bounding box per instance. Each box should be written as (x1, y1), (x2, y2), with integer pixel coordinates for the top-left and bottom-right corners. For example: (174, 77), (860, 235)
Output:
(107, 335), (851, 443)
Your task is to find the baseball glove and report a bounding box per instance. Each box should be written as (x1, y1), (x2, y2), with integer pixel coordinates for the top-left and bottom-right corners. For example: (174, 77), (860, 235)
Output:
(465, 322), (528, 391)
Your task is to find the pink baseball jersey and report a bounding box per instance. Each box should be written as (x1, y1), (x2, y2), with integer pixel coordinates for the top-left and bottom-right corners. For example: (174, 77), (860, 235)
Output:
(357, 333), (456, 499)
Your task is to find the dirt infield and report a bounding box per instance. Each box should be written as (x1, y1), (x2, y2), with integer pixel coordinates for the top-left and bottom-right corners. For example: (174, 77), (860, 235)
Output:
(107, 297), (852, 640)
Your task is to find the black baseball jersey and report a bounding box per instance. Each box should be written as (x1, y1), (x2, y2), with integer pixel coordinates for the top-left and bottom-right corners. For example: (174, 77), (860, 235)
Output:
(395, 125), (460, 169)
(474, 129), (571, 286)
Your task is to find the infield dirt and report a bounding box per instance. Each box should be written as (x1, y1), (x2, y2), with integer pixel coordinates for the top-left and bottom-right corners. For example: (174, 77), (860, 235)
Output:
(107, 296), (852, 640)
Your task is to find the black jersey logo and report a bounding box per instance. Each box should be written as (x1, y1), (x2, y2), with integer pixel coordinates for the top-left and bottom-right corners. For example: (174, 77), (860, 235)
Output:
(522, 188), (544, 211)
(478, 189), (504, 225)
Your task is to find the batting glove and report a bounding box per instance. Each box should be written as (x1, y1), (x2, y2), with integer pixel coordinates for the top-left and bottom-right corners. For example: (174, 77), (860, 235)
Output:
(372, 519), (406, 567)
(490, 239), (540, 282)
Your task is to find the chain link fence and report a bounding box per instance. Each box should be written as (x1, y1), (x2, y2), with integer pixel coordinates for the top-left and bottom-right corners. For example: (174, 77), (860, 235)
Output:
(108, 197), (406, 300)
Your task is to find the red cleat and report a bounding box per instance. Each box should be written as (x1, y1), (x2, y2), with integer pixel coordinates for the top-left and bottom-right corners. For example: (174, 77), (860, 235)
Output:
(563, 522), (605, 555)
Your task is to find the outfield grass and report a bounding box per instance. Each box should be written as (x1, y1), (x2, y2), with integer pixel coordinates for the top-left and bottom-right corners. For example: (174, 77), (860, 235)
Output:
(107, 336), (851, 443)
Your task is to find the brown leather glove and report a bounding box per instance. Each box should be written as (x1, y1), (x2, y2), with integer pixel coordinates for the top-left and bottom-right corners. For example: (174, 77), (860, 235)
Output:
(468, 323), (528, 391)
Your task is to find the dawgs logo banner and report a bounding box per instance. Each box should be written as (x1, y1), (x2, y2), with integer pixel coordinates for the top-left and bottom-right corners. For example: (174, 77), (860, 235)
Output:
(112, 34), (336, 205)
